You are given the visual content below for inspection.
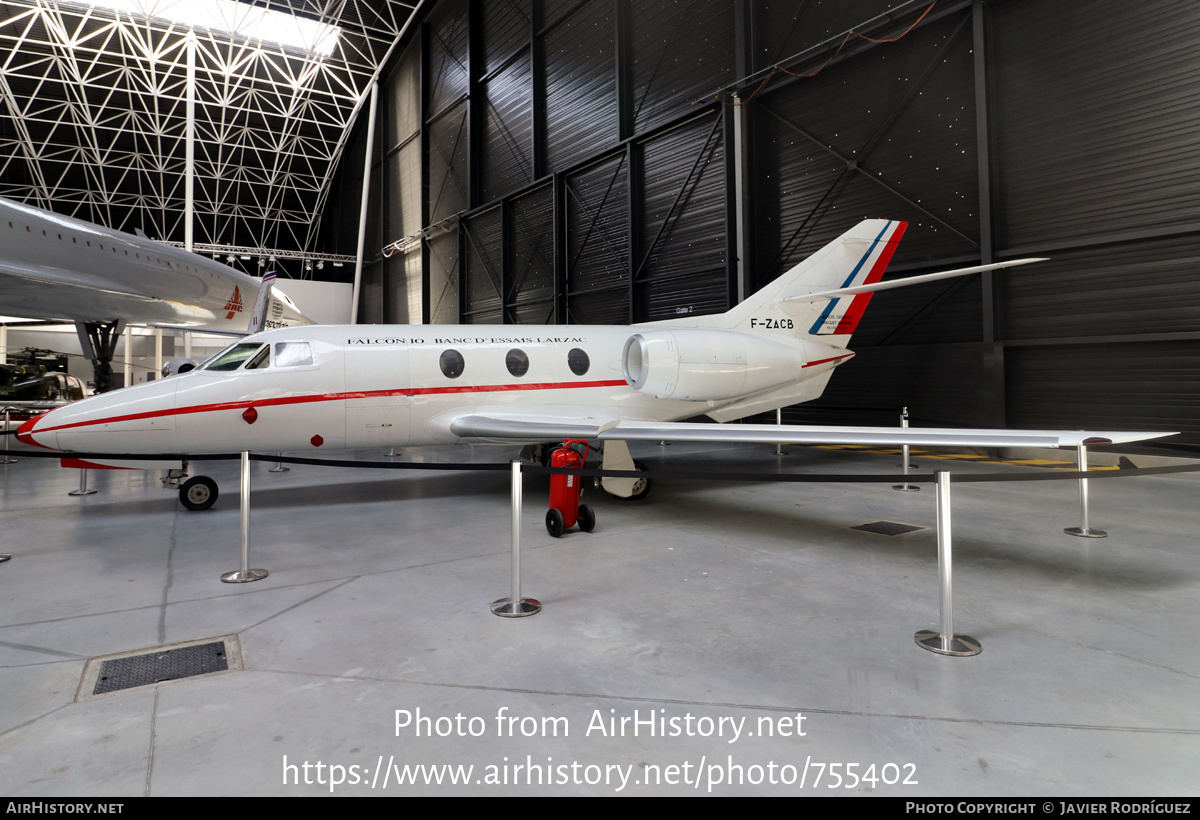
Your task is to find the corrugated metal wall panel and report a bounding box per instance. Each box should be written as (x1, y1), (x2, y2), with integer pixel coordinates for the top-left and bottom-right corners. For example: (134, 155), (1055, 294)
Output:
(386, 41), (421, 151)
(382, 249), (422, 325)
(566, 153), (629, 306)
(636, 113), (728, 319)
(762, 0), (910, 70)
(463, 206), (504, 322)
(783, 342), (986, 428)
(399, 139), (422, 238)
(1001, 235), (1200, 341)
(483, 0), (531, 72)
(427, 104), (470, 223)
(428, 227), (461, 324)
(629, 0), (734, 134)
(1007, 341), (1200, 444)
(509, 183), (556, 318)
(361, 259), (385, 324)
(992, 0), (1200, 248)
(565, 289), (628, 325)
(853, 276), (983, 347)
(544, 1), (617, 172)
(482, 56), (535, 202)
(427, 0), (470, 115)
(751, 10), (979, 289)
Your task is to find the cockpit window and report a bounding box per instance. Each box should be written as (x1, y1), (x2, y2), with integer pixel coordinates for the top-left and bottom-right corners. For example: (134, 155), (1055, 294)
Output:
(202, 342), (264, 371)
(245, 345), (271, 370)
(274, 341), (314, 368)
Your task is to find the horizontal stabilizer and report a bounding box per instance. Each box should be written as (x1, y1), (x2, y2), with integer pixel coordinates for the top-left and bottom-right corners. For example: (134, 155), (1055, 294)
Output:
(787, 258), (1049, 302)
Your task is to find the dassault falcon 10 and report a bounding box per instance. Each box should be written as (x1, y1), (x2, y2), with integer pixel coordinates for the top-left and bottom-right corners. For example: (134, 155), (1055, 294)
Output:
(16, 219), (1171, 509)
(0, 196), (313, 390)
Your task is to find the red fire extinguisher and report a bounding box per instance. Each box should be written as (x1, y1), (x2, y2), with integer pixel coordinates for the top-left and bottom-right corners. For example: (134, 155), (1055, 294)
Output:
(546, 439), (595, 537)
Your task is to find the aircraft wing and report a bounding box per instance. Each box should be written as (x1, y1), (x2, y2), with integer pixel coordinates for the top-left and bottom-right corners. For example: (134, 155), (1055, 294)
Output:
(447, 414), (1172, 449)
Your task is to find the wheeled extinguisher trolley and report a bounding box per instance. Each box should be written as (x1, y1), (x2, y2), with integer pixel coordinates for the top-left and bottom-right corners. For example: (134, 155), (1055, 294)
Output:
(546, 439), (596, 537)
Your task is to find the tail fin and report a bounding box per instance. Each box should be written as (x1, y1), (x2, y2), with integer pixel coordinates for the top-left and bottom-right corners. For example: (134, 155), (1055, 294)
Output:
(247, 272), (277, 333)
(247, 273), (315, 332)
(716, 219), (906, 345)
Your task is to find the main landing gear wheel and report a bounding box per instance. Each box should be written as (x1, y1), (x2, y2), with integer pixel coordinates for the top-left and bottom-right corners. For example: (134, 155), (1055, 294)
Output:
(623, 460), (652, 501)
(180, 476), (218, 511)
(577, 504), (596, 533)
(546, 508), (565, 538)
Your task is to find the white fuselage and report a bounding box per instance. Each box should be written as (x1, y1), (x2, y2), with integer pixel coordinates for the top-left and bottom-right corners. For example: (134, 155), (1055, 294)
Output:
(17, 323), (848, 454)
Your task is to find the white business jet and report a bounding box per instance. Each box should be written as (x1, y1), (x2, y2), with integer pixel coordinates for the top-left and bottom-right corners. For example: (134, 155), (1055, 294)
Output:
(16, 219), (1170, 509)
(0, 196), (312, 390)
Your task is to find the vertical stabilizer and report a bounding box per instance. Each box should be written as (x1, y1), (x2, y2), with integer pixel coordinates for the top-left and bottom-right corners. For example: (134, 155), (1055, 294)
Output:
(709, 219), (907, 347)
(247, 272), (277, 333)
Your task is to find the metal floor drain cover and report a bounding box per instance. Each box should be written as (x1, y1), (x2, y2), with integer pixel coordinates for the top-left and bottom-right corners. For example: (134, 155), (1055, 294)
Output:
(852, 520), (925, 536)
(88, 639), (233, 696)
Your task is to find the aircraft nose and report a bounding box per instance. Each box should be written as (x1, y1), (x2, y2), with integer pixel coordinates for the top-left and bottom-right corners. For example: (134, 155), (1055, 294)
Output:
(17, 379), (180, 453)
(16, 411), (61, 450)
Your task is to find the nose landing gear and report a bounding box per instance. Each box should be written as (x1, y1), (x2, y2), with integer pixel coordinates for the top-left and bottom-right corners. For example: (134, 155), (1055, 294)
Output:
(179, 475), (219, 511)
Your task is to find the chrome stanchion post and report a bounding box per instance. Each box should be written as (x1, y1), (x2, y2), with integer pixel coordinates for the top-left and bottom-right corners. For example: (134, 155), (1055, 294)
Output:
(268, 452), (289, 473)
(893, 407), (919, 492)
(1, 408), (16, 464)
(773, 407), (786, 456)
(492, 460), (540, 617)
(915, 471), (981, 656)
(1065, 443), (1106, 538)
(222, 451), (268, 583)
(68, 468), (97, 496)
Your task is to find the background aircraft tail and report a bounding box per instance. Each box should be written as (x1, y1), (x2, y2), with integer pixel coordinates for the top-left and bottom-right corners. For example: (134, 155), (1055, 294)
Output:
(248, 272), (315, 332)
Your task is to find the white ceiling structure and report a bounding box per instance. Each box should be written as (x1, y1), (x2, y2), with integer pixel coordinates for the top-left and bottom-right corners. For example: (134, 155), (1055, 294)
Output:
(0, 0), (421, 266)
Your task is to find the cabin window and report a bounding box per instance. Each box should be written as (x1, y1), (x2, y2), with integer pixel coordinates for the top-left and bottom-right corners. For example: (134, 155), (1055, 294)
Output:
(245, 346), (271, 370)
(506, 349), (529, 378)
(439, 349), (465, 379)
(567, 348), (590, 376)
(201, 342), (264, 371)
(274, 341), (313, 368)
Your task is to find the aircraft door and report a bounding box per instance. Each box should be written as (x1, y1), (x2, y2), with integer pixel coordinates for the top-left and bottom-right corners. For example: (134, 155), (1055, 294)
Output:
(343, 342), (411, 449)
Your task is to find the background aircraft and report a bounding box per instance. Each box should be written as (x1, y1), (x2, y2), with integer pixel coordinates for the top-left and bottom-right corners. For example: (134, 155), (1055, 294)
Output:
(16, 219), (1171, 509)
(0, 197), (313, 391)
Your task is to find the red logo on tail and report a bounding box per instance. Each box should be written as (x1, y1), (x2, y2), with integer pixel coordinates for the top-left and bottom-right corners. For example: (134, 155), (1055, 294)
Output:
(224, 286), (243, 319)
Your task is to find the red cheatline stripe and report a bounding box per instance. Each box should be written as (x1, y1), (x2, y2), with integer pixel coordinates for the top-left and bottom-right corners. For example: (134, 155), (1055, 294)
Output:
(30, 379), (631, 435)
(803, 354), (854, 368)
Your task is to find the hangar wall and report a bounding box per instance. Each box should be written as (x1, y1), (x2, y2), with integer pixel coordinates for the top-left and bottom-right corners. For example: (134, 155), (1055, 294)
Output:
(336, 0), (1200, 447)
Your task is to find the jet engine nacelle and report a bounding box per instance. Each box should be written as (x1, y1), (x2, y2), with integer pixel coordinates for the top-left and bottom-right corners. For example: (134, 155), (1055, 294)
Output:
(622, 329), (806, 401)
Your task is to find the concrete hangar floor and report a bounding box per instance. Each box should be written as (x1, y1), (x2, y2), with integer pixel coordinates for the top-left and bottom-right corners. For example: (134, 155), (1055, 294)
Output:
(0, 439), (1197, 797)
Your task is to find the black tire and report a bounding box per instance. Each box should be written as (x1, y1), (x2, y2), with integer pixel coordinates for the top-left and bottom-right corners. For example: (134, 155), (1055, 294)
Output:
(180, 476), (218, 511)
(623, 460), (652, 501)
(546, 508), (565, 538)
(577, 504), (596, 533)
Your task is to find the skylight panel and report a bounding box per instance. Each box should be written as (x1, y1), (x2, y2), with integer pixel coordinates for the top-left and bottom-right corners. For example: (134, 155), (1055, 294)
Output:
(84, 0), (341, 56)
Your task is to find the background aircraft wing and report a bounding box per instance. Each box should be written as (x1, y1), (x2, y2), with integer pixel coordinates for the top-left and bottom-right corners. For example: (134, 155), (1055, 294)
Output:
(446, 413), (1172, 449)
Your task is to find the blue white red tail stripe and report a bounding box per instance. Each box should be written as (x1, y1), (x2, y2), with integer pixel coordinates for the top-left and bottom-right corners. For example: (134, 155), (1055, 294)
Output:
(808, 220), (906, 336)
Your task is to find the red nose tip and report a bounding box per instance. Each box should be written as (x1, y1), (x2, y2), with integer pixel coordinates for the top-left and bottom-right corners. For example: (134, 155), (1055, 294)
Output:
(16, 415), (55, 449)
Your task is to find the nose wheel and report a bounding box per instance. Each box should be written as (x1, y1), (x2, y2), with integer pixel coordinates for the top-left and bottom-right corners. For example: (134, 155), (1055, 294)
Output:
(179, 476), (219, 510)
